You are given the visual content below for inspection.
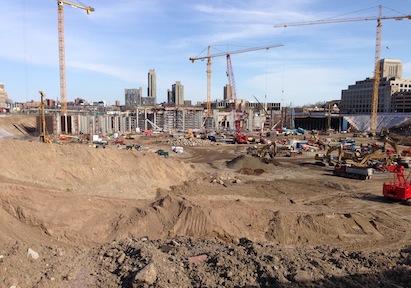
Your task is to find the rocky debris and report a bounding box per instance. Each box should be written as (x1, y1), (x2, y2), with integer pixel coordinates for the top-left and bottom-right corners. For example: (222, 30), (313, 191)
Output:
(27, 248), (39, 260)
(75, 237), (411, 287)
(134, 263), (157, 285)
(209, 174), (240, 186)
(167, 138), (212, 147)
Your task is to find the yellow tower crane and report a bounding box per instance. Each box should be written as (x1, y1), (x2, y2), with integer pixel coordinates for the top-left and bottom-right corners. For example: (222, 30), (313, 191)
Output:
(189, 43), (283, 127)
(274, 5), (411, 132)
(57, 1), (94, 116)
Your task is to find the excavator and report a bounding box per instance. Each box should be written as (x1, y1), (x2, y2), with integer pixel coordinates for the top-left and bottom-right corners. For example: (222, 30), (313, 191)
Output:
(383, 136), (411, 168)
(247, 143), (278, 158)
(315, 143), (362, 166)
(315, 143), (343, 166)
(257, 143), (278, 158)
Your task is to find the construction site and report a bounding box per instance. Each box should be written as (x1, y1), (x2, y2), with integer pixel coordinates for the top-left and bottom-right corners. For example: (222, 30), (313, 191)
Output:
(1, 1), (411, 287)
(0, 111), (410, 287)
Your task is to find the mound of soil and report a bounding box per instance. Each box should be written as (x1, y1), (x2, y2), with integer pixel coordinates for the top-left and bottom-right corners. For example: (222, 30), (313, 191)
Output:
(389, 119), (411, 145)
(237, 167), (265, 175)
(0, 139), (194, 199)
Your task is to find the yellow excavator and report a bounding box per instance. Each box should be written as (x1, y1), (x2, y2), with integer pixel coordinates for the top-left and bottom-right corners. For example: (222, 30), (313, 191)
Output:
(315, 143), (343, 166)
(384, 135), (411, 168)
(257, 143), (278, 158)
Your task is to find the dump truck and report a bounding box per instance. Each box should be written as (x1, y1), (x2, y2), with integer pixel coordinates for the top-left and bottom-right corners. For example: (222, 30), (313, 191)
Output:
(333, 164), (373, 180)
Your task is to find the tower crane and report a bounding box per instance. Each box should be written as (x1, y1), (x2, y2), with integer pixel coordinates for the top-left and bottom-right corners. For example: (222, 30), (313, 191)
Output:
(274, 5), (411, 132)
(189, 43), (283, 127)
(57, 1), (94, 116)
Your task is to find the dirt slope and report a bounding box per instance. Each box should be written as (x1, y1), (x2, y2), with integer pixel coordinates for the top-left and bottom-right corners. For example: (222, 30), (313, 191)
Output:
(0, 133), (410, 287)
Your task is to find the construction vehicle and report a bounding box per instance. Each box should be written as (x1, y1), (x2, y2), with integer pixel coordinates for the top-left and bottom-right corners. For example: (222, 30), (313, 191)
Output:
(255, 144), (277, 158)
(234, 120), (248, 144)
(155, 149), (169, 157)
(333, 164), (373, 180)
(59, 134), (79, 142)
(347, 152), (395, 170)
(113, 139), (126, 145)
(126, 144), (142, 151)
(316, 142), (365, 166)
(126, 133), (137, 139)
(315, 143), (343, 166)
(274, 6), (411, 132)
(383, 136), (411, 168)
(401, 148), (411, 157)
(383, 165), (411, 205)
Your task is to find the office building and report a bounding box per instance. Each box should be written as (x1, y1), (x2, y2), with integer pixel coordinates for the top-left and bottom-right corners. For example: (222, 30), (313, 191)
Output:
(340, 59), (411, 114)
(125, 88), (142, 108)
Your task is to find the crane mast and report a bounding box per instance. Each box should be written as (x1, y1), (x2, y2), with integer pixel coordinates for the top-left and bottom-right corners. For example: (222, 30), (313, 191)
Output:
(57, 1), (94, 116)
(274, 5), (411, 132)
(226, 54), (247, 142)
(189, 43), (283, 128)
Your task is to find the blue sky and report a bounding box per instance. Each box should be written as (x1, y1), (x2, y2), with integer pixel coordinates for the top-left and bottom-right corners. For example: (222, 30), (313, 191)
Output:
(0, 0), (410, 106)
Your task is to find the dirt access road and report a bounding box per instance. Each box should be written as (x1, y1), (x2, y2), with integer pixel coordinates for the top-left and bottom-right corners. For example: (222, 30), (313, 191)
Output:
(0, 130), (410, 287)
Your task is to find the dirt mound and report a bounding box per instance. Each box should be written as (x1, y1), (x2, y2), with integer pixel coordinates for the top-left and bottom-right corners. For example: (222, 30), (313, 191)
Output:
(390, 118), (411, 136)
(389, 119), (411, 145)
(0, 139), (194, 199)
(237, 167), (265, 175)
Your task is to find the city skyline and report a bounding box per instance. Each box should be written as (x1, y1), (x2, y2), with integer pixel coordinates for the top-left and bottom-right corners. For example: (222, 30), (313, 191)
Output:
(0, 1), (410, 107)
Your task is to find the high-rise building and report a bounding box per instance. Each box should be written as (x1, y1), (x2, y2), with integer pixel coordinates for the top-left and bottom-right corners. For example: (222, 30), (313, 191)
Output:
(379, 58), (402, 79)
(224, 84), (233, 101)
(125, 88), (142, 107)
(340, 59), (411, 114)
(0, 83), (6, 111)
(148, 69), (156, 104)
(172, 81), (184, 106)
(167, 81), (184, 106)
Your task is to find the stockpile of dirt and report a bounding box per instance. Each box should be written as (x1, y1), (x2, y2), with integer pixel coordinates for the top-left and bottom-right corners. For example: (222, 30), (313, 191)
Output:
(390, 119), (411, 136)
(389, 119), (411, 146)
(0, 139), (194, 199)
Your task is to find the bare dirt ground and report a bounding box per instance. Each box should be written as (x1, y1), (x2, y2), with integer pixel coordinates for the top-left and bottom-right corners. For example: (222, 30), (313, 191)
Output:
(0, 115), (410, 287)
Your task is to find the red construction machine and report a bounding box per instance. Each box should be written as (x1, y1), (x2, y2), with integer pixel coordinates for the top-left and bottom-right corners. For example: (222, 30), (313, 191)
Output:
(383, 165), (411, 205)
